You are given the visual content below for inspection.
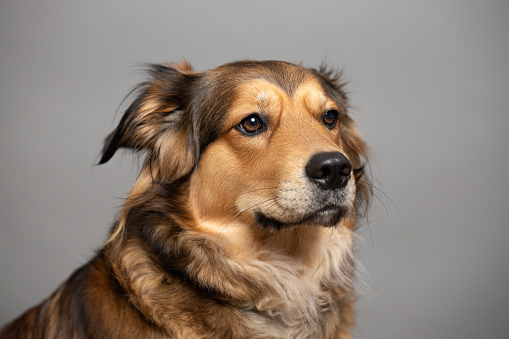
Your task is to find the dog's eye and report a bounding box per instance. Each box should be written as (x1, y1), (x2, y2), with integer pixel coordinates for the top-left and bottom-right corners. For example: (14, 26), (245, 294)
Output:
(322, 110), (338, 129)
(238, 114), (266, 135)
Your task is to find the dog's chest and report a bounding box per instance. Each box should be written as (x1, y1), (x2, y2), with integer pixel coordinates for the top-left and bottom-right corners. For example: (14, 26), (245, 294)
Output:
(240, 239), (353, 338)
(242, 281), (340, 339)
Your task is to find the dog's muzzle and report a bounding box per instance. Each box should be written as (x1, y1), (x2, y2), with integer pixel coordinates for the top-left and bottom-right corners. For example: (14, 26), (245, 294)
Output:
(251, 151), (355, 230)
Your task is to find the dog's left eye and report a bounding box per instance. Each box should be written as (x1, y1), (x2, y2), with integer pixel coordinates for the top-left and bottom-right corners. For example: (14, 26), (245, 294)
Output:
(322, 110), (338, 129)
(237, 114), (266, 135)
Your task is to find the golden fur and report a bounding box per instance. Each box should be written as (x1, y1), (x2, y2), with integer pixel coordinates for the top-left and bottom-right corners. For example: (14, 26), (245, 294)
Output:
(1, 60), (370, 338)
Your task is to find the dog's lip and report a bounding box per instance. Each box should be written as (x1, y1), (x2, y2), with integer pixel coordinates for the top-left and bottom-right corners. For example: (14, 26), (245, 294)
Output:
(254, 204), (346, 230)
(316, 204), (339, 214)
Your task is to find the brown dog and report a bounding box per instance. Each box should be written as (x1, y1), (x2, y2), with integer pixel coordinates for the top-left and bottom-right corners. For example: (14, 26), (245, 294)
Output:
(1, 60), (370, 338)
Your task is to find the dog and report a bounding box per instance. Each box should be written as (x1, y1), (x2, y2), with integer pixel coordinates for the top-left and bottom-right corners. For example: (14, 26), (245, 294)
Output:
(1, 60), (370, 338)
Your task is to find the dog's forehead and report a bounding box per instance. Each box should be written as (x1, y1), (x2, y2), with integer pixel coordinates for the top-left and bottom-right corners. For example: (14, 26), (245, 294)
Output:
(231, 76), (331, 113)
(212, 61), (312, 97)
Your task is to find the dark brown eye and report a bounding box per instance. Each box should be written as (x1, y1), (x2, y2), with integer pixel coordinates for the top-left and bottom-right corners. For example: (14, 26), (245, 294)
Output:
(322, 110), (338, 128)
(238, 114), (266, 135)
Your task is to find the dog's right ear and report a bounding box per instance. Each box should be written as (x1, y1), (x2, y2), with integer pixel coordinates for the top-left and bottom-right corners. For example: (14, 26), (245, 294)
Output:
(98, 62), (198, 179)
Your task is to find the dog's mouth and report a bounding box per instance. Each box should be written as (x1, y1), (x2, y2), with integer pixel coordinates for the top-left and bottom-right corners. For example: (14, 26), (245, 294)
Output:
(253, 204), (348, 230)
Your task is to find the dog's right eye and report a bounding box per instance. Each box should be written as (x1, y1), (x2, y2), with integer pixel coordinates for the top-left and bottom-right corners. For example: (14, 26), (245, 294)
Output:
(237, 114), (266, 135)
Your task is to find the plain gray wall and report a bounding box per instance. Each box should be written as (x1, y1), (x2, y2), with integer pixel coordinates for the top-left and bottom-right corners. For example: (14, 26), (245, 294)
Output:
(1, 1), (508, 338)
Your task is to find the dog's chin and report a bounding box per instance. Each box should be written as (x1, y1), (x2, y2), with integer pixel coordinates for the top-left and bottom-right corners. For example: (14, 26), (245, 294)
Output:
(254, 205), (348, 231)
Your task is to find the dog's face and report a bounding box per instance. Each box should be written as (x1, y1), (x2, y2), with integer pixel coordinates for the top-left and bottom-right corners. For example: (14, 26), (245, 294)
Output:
(100, 60), (368, 236)
(192, 75), (358, 231)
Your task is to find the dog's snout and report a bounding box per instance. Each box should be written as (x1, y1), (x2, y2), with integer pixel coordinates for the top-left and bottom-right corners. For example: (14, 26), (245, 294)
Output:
(305, 152), (352, 190)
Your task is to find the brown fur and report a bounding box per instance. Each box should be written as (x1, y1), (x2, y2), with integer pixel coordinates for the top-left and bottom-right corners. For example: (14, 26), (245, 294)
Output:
(1, 60), (370, 338)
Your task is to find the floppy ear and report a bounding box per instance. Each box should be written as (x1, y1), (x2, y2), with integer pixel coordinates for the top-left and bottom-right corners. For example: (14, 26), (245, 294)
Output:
(98, 62), (198, 181)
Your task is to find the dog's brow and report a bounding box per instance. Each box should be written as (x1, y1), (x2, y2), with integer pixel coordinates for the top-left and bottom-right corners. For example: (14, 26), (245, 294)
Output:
(254, 90), (283, 114)
(256, 91), (269, 103)
(298, 83), (331, 112)
(257, 69), (307, 97)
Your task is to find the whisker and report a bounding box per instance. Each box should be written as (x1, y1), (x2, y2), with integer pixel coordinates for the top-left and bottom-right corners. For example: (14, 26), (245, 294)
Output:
(278, 206), (291, 224)
(363, 214), (374, 249)
(370, 184), (398, 215)
(205, 187), (280, 221)
(235, 186), (279, 198)
(255, 176), (291, 183)
(217, 197), (277, 237)
(357, 182), (393, 217)
(265, 200), (281, 216)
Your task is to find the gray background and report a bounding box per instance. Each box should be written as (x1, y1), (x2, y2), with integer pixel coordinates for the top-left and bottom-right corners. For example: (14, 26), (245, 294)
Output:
(1, 0), (508, 338)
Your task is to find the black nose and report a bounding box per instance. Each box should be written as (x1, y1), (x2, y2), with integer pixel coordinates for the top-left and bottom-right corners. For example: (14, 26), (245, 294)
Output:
(305, 152), (352, 190)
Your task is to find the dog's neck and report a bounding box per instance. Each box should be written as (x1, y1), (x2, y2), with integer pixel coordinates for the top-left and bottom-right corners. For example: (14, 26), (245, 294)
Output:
(105, 167), (358, 337)
(187, 209), (356, 279)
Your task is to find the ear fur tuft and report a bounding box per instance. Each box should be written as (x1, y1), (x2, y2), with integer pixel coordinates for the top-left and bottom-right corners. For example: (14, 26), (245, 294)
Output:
(98, 62), (198, 180)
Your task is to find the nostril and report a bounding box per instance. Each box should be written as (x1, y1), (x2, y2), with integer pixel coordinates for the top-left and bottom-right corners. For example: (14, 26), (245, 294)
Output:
(318, 167), (330, 180)
(306, 152), (352, 190)
(340, 162), (352, 177)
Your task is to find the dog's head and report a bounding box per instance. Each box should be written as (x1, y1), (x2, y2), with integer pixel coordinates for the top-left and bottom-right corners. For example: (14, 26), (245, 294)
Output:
(100, 60), (369, 235)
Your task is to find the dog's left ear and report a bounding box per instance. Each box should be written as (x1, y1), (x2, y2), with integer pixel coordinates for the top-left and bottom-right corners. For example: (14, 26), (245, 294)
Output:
(98, 62), (199, 181)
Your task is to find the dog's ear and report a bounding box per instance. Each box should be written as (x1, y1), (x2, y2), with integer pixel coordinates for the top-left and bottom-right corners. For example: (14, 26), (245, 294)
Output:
(99, 62), (199, 180)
